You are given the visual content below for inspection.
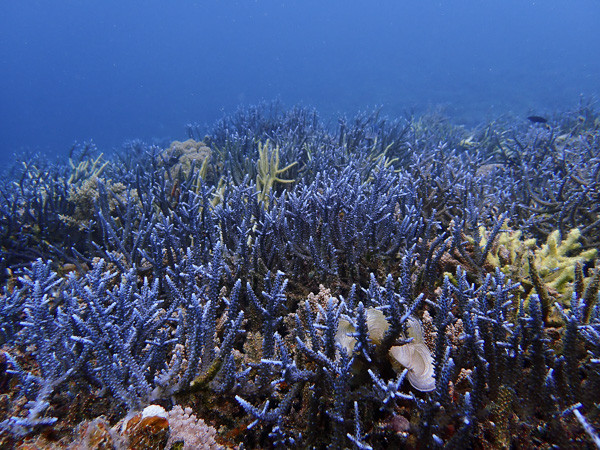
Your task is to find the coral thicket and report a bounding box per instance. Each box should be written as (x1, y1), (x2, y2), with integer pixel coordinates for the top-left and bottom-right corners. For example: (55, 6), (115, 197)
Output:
(1, 102), (600, 448)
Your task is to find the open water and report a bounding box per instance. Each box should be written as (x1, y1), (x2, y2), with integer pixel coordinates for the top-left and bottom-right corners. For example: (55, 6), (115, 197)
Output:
(1, 0), (599, 156)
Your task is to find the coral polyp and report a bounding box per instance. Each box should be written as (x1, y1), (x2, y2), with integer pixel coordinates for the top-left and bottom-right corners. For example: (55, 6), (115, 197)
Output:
(1, 102), (600, 448)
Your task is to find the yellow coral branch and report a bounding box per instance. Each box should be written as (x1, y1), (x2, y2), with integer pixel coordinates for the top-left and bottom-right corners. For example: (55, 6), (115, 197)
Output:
(256, 140), (297, 205)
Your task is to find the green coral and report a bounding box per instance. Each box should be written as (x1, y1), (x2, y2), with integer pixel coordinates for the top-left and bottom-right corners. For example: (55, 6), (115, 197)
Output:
(479, 225), (537, 281)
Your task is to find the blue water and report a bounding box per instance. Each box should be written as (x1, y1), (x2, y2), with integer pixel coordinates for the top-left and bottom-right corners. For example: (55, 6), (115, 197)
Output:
(1, 1), (599, 157)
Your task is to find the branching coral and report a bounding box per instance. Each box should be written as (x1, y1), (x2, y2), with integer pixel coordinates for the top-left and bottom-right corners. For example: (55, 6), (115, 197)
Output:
(68, 151), (108, 184)
(59, 177), (137, 230)
(531, 229), (597, 296)
(1, 103), (600, 449)
(479, 224), (597, 318)
(255, 139), (297, 204)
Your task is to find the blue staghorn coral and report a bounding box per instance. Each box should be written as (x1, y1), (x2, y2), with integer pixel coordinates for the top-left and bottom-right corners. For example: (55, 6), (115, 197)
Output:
(0, 102), (599, 448)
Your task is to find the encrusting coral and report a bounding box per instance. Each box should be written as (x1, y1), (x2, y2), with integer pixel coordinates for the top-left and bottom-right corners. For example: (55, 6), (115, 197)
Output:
(162, 138), (212, 183)
(166, 405), (222, 450)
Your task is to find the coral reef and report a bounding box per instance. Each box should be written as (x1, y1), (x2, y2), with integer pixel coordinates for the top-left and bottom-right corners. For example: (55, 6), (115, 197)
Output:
(1, 101), (600, 448)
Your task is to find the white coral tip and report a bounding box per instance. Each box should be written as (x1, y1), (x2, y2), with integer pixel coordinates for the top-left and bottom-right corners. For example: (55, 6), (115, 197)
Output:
(142, 404), (168, 419)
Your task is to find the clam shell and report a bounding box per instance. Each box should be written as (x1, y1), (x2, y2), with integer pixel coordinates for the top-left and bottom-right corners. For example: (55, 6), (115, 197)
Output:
(336, 318), (357, 354)
(366, 308), (389, 345)
(405, 316), (424, 343)
(389, 343), (436, 392)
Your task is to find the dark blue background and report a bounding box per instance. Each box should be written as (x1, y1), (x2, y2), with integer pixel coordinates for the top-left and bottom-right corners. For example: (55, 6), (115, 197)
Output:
(1, 0), (599, 157)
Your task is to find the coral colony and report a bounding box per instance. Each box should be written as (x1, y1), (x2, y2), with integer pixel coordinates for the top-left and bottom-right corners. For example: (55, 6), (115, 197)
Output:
(1, 102), (600, 449)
